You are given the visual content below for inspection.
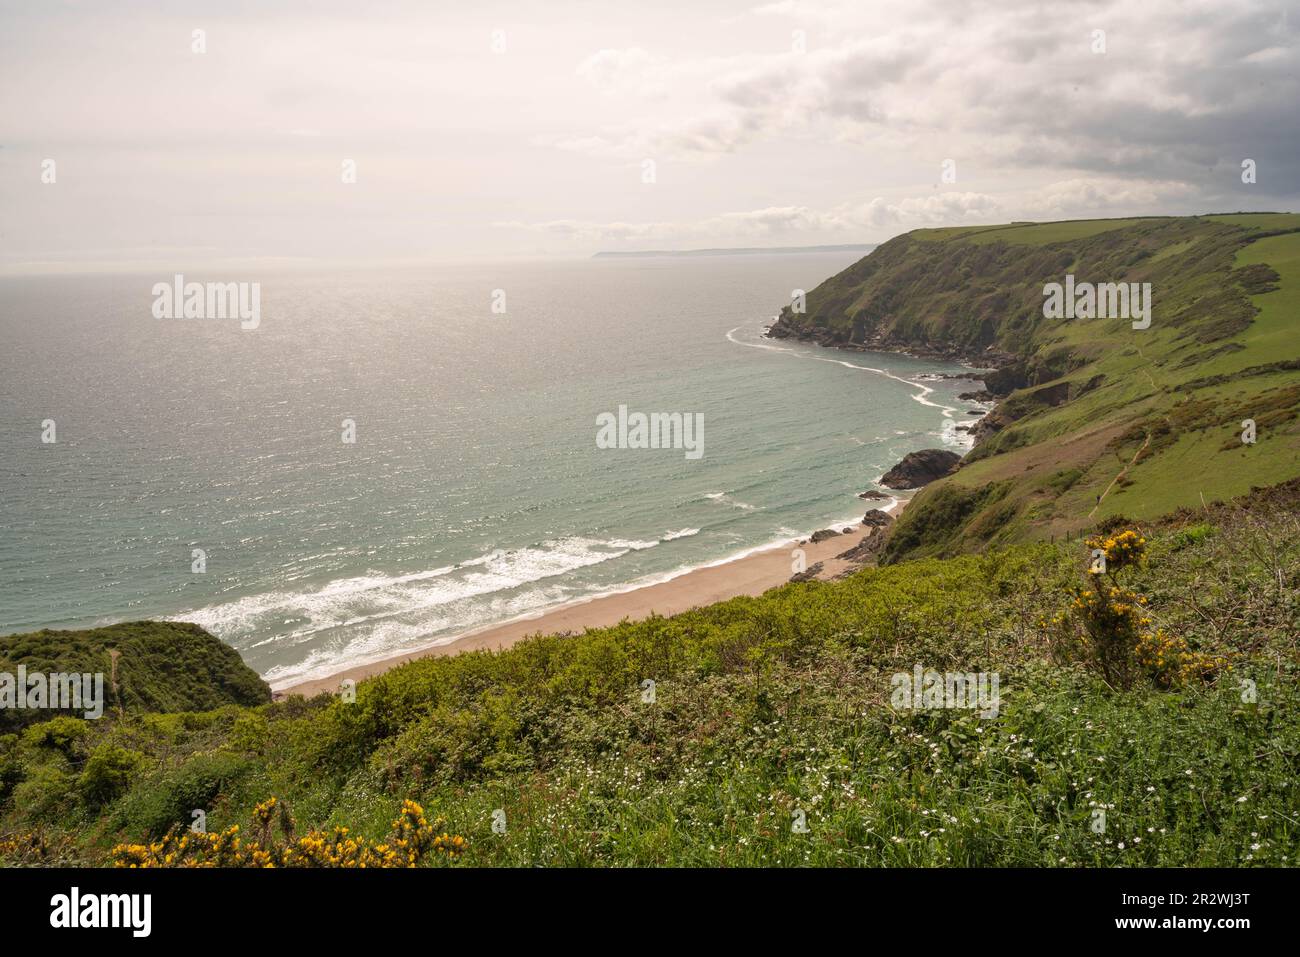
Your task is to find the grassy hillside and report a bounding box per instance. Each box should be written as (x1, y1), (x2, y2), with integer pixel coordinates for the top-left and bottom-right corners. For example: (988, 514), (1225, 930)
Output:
(0, 622), (271, 733)
(769, 213), (1300, 560)
(2, 485), (1296, 867)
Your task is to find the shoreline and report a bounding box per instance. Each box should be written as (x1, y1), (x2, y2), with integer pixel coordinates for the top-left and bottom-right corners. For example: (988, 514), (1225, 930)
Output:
(276, 498), (907, 698)
(762, 314), (1015, 372)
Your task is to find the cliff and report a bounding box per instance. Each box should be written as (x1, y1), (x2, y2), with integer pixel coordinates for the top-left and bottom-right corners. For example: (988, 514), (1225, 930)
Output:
(770, 213), (1300, 560)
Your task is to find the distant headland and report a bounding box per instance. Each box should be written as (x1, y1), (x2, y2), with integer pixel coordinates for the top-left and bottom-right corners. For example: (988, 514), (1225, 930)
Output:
(592, 244), (876, 259)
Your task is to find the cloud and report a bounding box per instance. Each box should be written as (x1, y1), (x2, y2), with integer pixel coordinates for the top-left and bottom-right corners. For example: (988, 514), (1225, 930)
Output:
(496, 174), (1227, 250)
(1018, 177), (1198, 216)
(496, 192), (1003, 246)
(555, 0), (1300, 195)
(575, 47), (658, 92)
(850, 192), (1002, 227)
(2, 0), (1293, 264)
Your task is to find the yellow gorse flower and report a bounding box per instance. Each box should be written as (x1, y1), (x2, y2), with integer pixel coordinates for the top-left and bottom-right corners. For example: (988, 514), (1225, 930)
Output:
(109, 798), (466, 869)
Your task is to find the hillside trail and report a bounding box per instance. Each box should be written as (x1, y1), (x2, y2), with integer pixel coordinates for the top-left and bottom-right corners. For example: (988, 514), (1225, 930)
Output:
(1089, 431), (1152, 518)
(1088, 340), (1166, 519)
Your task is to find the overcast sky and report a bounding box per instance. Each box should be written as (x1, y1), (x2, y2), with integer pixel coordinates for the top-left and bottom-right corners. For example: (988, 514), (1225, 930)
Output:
(1, 0), (1296, 271)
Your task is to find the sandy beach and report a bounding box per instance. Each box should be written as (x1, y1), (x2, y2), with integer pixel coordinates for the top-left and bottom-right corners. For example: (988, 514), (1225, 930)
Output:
(278, 499), (906, 698)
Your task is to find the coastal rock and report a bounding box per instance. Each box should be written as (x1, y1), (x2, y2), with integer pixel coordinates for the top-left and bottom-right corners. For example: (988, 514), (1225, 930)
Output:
(809, 528), (843, 543)
(836, 530), (889, 563)
(857, 489), (891, 501)
(789, 561), (824, 583)
(971, 409), (1012, 443)
(982, 363), (1029, 397)
(862, 509), (895, 528)
(763, 315), (1017, 370)
(880, 449), (961, 489)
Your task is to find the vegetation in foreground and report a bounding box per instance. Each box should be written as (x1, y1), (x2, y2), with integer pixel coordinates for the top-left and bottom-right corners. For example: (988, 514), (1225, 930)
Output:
(1, 484), (1296, 867)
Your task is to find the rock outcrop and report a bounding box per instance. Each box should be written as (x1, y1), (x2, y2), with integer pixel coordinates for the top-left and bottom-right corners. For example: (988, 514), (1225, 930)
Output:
(861, 509), (895, 528)
(880, 449), (961, 489)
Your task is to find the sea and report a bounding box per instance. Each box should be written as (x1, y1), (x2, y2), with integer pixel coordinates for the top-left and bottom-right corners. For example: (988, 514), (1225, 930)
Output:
(0, 253), (987, 688)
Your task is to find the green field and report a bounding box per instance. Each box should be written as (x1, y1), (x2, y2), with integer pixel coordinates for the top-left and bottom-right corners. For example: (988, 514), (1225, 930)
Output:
(913, 217), (1160, 246)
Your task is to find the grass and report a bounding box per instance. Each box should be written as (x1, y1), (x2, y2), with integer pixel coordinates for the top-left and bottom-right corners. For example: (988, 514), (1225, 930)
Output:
(1228, 231), (1300, 373)
(961, 218), (1157, 246)
(1204, 212), (1300, 231)
(909, 218), (1161, 246)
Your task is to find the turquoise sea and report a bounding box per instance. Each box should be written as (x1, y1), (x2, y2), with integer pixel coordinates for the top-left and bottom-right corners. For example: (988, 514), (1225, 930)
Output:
(0, 253), (985, 687)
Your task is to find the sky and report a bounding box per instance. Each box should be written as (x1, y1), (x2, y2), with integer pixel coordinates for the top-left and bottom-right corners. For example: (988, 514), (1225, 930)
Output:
(0, 0), (1297, 271)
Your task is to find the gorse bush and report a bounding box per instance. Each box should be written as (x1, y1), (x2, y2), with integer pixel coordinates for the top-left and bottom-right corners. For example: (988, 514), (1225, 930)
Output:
(110, 798), (465, 868)
(1061, 581), (1149, 687)
(1048, 528), (1228, 689)
(0, 828), (80, 866)
(1087, 529), (1147, 573)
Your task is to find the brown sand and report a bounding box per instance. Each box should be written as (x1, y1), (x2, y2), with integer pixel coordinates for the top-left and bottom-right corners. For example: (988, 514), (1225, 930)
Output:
(277, 500), (905, 698)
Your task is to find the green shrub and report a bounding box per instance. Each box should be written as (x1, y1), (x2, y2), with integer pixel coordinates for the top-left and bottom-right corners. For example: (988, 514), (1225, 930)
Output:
(0, 621), (270, 732)
(21, 716), (89, 760)
(9, 764), (77, 824)
(370, 692), (532, 790)
(78, 744), (145, 809)
(1046, 468), (1084, 494)
(1171, 522), (1216, 549)
(0, 735), (23, 807)
(229, 711), (270, 754)
(112, 752), (256, 838)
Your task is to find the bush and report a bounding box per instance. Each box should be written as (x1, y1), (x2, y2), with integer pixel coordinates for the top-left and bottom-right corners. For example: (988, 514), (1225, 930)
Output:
(1050, 529), (1225, 688)
(370, 693), (530, 790)
(21, 716), (89, 760)
(9, 765), (76, 824)
(1171, 523), (1216, 550)
(111, 797), (465, 868)
(112, 752), (256, 838)
(0, 735), (23, 807)
(78, 744), (145, 809)
(229, 711), (270, 754)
